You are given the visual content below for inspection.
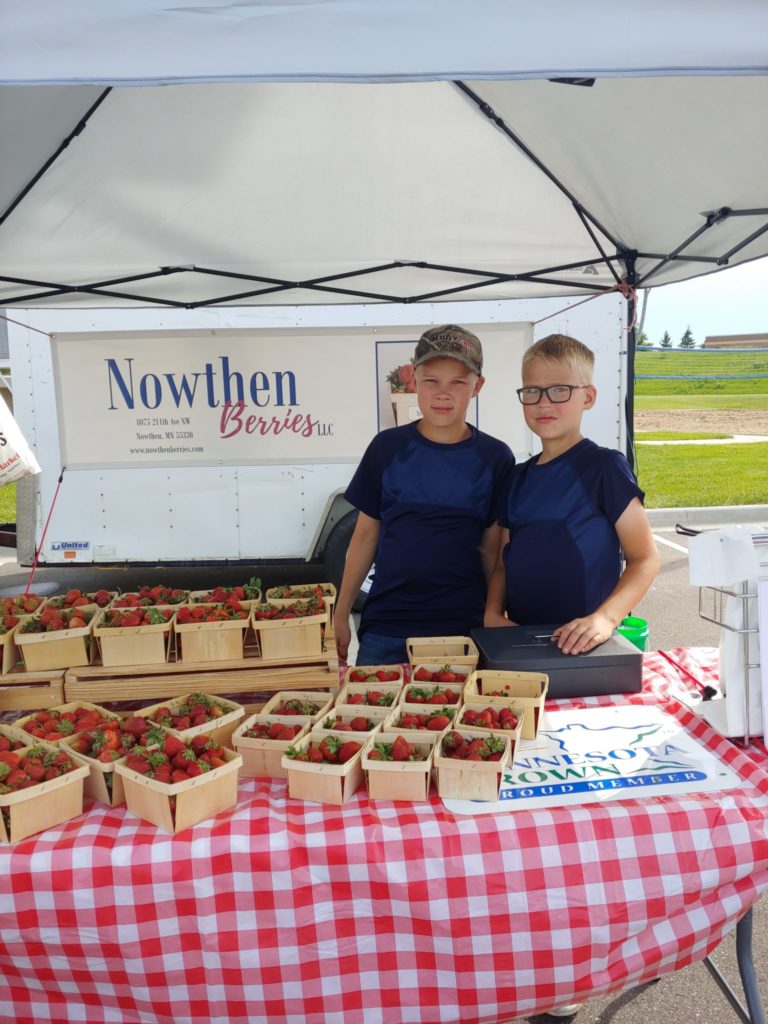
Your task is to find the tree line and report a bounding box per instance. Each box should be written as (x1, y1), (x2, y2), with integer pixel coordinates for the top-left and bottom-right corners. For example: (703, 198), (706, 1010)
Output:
(637, 327), (698, 349)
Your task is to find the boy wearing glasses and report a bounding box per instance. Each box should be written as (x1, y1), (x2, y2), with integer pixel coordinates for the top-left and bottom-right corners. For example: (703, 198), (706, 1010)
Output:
(485, 333), (659, 657)
(335, 325), (515, 666)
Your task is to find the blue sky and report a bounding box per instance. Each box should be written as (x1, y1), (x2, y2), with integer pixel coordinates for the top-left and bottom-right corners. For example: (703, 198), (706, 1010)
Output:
(640, 256), (768, 347)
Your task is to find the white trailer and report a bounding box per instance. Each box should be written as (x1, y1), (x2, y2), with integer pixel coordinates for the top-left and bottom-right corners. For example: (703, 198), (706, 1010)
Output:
(7, 293), (627, 579)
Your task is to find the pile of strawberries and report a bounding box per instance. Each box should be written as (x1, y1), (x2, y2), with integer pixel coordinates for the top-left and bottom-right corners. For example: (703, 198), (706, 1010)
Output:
(0, 746), (77, 793)
(344, 689), (397, 707)
(440, 731), (506, 761)
(113, 586), (188, 607)
(242, 720), (303, 741)
(460, 706), (519, 731)
(267, 584), (327, 601)
(21, 706), (116, 743)
(412, 665), (468, 684)
(286, 736), (361, 764)
(403, 685), (461, 706)
(146, 693), (227, 732)
(0, 594), (45, 617)
(47, 589), (113, 609)
(100, 607), (173, 628)
(252, 598), (323, 621)
(123, 735), (228, 784)
(367, 735), (428, 762)
(270, 697), (326, 716)
(65, 716), (169, 763)
(192, 578), (261, 605)
(18, 606), (95, 634)
(394, 708), (454, 731)
(321, 714), (376, 732)
(0, 733), (25, 753)
(176, 603), (248, 623)
(347, 668), (400, 683)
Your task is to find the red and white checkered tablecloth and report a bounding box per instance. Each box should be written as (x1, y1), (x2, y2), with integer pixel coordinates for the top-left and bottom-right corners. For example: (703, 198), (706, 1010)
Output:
(1, 649), (767, 1024)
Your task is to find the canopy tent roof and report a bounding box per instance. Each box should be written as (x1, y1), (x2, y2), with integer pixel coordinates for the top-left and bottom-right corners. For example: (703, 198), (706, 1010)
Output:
(2, 1), (768, 308)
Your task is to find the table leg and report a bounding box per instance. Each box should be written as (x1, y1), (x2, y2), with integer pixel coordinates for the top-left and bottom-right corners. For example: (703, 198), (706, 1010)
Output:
(703, 908), (766, 1024)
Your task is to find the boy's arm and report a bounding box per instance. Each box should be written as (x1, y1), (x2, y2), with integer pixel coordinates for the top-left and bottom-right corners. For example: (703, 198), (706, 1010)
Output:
(334, 511), (381, 662)
(554, 498), (660, 655)
(484, 527), (515, 628)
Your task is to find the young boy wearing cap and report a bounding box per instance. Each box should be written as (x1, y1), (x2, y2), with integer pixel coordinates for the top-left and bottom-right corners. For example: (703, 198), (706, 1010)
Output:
(485, 333), (659, 658)
(335, 325), (515, 666)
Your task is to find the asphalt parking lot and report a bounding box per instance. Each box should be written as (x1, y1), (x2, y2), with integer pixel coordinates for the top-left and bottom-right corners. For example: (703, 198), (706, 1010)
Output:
(0, 514), (766, 1024)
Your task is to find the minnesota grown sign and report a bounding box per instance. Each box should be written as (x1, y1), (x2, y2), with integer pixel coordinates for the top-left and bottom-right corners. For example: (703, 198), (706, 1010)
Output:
(51, 329), (374, 467)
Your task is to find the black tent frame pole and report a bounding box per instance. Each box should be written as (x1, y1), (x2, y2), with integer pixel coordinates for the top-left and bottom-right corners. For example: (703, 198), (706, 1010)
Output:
(0, 88), (112, 229)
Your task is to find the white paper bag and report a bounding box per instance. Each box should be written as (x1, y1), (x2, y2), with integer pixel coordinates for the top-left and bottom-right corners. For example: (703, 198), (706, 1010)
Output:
(688, 527), (761, 587)
(0, 397), (41, 484)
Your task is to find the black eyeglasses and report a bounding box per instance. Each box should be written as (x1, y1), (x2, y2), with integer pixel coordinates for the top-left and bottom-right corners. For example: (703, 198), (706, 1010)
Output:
(516, 385), (590, 405)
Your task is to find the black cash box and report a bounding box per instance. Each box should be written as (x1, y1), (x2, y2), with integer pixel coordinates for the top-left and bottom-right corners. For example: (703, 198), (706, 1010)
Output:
(469, 624), (643, 699)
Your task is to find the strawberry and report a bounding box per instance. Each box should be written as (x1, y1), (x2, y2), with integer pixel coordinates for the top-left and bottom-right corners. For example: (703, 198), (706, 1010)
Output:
(337, 741), (361, 764)
(426, 714), (451, 731)
(434, 666), (456, 683)
(413, 667), (433, 682)
(348, 717), (371, 732)
(391, 735), (413, 762)
(163, 736), (186, 758)
(318, 737), (341, 764)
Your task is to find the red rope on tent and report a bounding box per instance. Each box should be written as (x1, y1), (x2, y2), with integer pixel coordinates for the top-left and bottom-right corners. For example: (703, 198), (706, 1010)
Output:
(25, 468), (65, 594)
(532, 282), (638, 331)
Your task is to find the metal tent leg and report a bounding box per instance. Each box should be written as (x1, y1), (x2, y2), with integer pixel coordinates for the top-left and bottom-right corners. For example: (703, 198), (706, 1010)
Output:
(703, 909), (766, 1024)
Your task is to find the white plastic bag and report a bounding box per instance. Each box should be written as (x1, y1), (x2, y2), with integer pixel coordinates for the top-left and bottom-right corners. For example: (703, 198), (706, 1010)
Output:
(0, 397), (41, 484)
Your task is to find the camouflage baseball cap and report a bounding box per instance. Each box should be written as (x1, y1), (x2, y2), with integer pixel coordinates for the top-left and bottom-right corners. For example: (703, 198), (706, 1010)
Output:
(413, 324), (483, 375)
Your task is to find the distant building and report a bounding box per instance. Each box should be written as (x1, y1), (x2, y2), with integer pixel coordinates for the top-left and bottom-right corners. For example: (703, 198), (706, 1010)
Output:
(704, 333), (768, 349)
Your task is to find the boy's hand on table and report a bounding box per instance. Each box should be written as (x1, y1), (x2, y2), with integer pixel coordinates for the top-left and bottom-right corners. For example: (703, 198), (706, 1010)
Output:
(483, 610), (515, 628)
(554, 613), (614, 655)
(335, 617), (351, 662)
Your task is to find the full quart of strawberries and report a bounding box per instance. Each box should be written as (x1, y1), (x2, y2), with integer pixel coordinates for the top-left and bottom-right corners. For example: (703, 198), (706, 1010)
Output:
(112, 586), (188, 607)
(146, 693), (228, 731)
(47, 589), (113, 609)
(270, 697), (326, 716)
(0, 594), (45, 617)
(267, 584), (327, 601)
(123, 735), (229, 785)
(100, 607), (174, 628)
(192, 578), (261, 605)
(403, 684), (461, 706)
(411, 665), (468, 684)
(286, 736), (361, 765)
(392, 707), (455, 731)
(21, 706), (116, 742)
(241, 720), (303, 741)
(321, 714), (377, 732)
(344, 689), (398, 707)
(176, 603), (248, 623)
(18, 606), (95, 634)
(367, 735), (429, 762)
(66, 717), (167, 762)
(348, 668), (400, 682)
(440, 731), (506, 761)
(461, 706), (519, 731)
(252, 597), (324, 620)
(0, 746), (78, 793)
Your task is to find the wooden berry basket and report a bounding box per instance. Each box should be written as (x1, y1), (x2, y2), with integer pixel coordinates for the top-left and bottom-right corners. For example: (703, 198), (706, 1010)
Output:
(336, 679), (403, 708)
(0, 744), (90, 843)
(281, 732), (365, 806)
(312, 703), (389, 735)
(92, 608), (175, 668)
(406, 636), (479, 668)
(463, 669), (549, 740)
(361, 731), (439, 802)
(251, 604), (329, 662)
(383, 702), (458, 736)
(14, 615), (97, 672)
(174, 609), (250, 664)
(433, 729), (513, 802)
(231, 713), (313, 779)
(455, 700), (524, 748)
(135, 693), (245, 749)
(115, 746), (243, 834)
(265, 583), (336, 620)
(261, 690), (335, 722)
(0, 722), (34, 747)
(0, 623), (26, 676)
(15, 700), (119, 746)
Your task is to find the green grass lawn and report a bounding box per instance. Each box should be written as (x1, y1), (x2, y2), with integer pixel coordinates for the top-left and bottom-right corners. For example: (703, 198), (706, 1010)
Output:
(635, 393), (768, 411)
(0, 484), (15, 524)
(635, 350), (768, 394)
(636, 442), (768, 508)
(636, 431), (730, 440)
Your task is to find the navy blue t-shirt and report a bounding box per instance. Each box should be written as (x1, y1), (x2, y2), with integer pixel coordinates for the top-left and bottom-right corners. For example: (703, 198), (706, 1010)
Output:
(501, 438), (644, 625)
(345, 423), (515, 639)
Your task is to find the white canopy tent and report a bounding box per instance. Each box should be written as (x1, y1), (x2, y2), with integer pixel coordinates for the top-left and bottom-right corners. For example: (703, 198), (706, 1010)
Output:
(1, 0), (767, 311)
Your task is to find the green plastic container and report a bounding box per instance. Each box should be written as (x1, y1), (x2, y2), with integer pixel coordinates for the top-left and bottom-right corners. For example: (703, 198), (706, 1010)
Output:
(617, 616), (649, 652)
